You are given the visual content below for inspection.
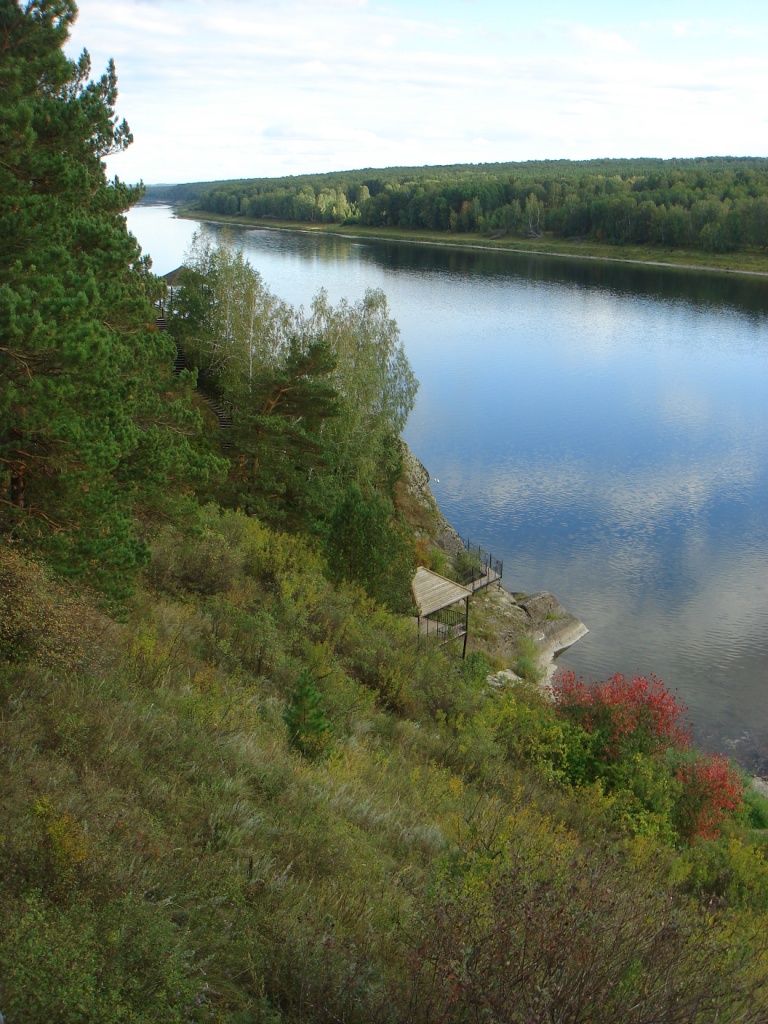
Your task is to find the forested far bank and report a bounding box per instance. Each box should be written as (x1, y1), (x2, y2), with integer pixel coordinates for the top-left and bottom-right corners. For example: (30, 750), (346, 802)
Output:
(146, 156), (768, 255)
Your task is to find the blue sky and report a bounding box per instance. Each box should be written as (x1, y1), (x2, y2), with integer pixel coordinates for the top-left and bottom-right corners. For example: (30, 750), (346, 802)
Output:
(65, 0), (768, 185)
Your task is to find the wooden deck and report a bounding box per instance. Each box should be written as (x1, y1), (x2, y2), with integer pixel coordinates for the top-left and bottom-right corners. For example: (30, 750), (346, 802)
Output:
(411, 541), (502, 659)
(465, 566), (502, 593)
(411, 567), (471, 618)
(411, 567), (471, 655)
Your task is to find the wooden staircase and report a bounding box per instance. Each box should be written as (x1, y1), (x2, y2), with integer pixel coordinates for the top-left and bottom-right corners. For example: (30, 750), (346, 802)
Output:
(156, 312), (233, 446)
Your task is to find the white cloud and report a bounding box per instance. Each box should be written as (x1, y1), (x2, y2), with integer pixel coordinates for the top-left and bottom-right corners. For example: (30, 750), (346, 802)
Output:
(64, 0), (768, 183)
(569, 24), (635, 53)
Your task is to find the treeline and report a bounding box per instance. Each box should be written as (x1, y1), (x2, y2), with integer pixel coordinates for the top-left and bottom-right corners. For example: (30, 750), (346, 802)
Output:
(147, 156), (768, 253)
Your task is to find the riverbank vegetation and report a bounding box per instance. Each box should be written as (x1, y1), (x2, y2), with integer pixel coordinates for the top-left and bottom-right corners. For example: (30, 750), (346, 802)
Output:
(147, 156), (768, 273)
(175, 213), (768, 276)
(4, 2), (768, 1021)
(5, 522), (768, 1023)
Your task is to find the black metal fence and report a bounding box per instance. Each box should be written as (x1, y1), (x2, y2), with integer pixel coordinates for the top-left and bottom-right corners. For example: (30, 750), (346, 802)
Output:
(456, 536), (503, 589)
(423, 604), (467, 643)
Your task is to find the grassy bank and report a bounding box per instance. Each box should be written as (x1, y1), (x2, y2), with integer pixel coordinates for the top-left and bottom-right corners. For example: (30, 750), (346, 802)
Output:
(4, 506), (768, 1022)
(173, 209), (768, 277)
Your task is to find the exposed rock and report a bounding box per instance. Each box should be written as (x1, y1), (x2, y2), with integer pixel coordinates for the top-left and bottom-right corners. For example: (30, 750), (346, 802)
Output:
(487, 669), (524, 689)
(397, 441), (588, 677)
(396, 442), (464, 557)
(517, 592), (565, 620)
(518, 592), (590, 675)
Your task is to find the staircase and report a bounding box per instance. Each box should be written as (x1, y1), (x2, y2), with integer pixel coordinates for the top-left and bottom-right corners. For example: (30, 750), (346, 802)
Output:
(156, 311), (233, 446)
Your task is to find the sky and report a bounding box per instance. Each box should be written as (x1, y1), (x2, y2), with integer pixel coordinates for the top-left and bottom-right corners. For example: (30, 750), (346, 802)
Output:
(64, 0), (768, 186)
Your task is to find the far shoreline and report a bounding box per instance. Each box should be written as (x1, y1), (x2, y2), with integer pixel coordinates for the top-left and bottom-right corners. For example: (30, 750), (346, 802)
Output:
(164, 205), (768, 279)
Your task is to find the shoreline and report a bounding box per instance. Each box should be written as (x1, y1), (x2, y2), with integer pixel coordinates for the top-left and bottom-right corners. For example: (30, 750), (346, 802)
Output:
(396, 443), (588, 680)
(397, 443), (768, 794)
(168, 206), (768, 279)
(156, 205), (768, 786)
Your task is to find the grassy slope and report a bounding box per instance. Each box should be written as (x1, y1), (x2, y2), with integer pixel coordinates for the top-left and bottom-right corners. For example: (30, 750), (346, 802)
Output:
(176, 210), (768, 277)
(3, 507), (768, 1021)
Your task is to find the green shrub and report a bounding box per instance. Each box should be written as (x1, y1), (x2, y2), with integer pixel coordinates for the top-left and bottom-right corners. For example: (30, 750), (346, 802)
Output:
(325, 483), (416, 613)
(0, 893), (206, 1023)
(492, 684), (569, 778)
(427, 546), (449, 576)
(283, 670), (331, 757)
(511, 634), (545, 685)
(671, 835), (768, 910)
(742, 785), (768, 830)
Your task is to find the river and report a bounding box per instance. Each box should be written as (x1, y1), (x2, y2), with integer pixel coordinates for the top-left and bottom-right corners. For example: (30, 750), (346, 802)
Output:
(128, 204), (768, 771)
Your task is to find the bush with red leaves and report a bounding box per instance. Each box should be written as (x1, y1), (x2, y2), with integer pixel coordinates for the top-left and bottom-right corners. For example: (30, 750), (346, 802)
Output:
(672, 751), (745, 840)
(552, 670), (692, 761)
(551, 671), (744, 841)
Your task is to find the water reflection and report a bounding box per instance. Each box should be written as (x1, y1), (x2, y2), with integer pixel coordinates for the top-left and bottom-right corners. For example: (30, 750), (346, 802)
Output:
(128, 207), (768, 770)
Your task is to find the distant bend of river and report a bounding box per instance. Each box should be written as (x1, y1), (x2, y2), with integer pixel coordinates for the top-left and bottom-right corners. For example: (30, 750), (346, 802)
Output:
(128, 205), (768, 773)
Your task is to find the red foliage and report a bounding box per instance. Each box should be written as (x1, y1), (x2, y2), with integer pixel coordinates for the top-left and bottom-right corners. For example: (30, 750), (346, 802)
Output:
(552, 670), (692, 761)
(551, 671), (745, 843)
(673, 752), (745, 840)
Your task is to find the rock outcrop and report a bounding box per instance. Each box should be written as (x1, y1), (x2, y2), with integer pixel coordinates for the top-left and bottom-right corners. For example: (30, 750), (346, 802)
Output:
(396, 442), (588, 675)
(516, 592), (590, 678)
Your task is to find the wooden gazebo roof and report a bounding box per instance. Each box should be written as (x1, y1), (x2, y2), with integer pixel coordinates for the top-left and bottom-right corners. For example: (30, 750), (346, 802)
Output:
(162, 266), (184, 287)
(411, 567), (471, 618)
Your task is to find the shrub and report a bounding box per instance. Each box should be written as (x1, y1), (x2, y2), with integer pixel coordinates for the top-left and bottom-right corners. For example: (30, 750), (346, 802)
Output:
(671, 751), (745, 840)
(742, 785), (768, 830)
(450, 547), (482, 584)
(427, 546), (449, 576)
(550, 671), (749, 844)
(283, 669), (331, 757)
(671, 836), (768, 910)
(145, 523), (244, 596)
(493, 683), (570, 778)
(511, 635), (545, 685)
(326, 483), (416, 613)
(401, 834), (768, 1024)
(552, 670), (692, 761)
(0, 893), (206, 1023)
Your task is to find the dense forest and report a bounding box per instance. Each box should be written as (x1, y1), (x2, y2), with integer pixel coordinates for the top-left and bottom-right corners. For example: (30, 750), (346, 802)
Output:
(148, 156), (768, 253)
(4, 2), (768, 1021)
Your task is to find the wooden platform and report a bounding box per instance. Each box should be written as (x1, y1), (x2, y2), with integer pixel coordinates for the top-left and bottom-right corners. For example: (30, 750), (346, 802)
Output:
(411, 567), (471, 618)
(465, 566), (502, 593)
(411, 568), (473, 656)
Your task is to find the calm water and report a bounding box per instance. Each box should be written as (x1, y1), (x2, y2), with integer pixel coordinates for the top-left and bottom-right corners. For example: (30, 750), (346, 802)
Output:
(128, 205), (768, 770)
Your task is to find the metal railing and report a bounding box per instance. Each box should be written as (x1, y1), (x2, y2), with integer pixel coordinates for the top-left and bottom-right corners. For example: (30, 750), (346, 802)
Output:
(425, 605), (467, 642)
(456, 536), (503, 590)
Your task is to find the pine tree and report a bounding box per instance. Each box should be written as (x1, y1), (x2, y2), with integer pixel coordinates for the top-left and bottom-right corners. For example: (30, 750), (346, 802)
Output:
(0, 1), (217, 599)
(228, 336), (340, 527)
(282, 670), (330, 758)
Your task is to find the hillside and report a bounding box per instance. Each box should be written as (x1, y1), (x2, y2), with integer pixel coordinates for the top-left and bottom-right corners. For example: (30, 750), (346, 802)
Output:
(4, 4), (768, 1021)
(5, 493), (768, 1021)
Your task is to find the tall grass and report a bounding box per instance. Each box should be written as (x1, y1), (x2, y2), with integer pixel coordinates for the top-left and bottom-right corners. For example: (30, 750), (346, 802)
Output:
(2, 519), (768, 1022)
